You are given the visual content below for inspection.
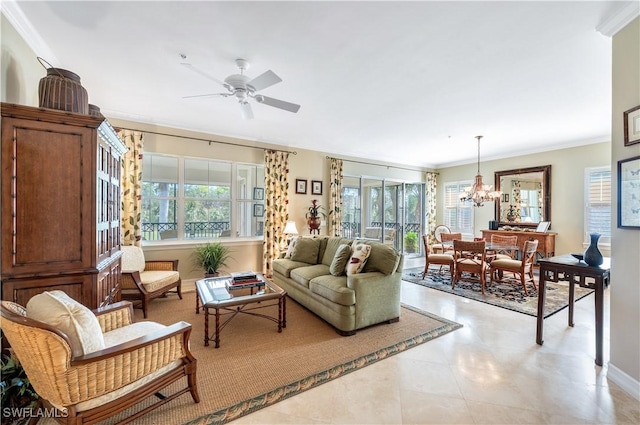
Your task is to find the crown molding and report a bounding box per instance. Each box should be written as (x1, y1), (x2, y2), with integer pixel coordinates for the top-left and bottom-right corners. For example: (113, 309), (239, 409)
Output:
(1, 0), (58, 65)
(597, 1), (640, 37)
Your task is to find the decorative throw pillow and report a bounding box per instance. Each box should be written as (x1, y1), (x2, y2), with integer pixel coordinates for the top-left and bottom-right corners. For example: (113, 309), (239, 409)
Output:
(330, 244), (352, 276)
(346, 243), (372, 276)
(26, 290), (105, 357)
(290, 237), (320, 264)
(284, 236), (299, 259)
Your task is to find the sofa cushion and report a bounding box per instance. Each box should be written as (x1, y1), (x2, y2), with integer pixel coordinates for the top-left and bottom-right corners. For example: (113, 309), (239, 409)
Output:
(26, 290), (105, 357)
(362, 242), (401, 275)
(309, 275), (355, 306)
(329, 244), (352, 276)
(321, 237), (353, 266)
(346, 242), (371, 276)
(290, 264), (331, 288)
(272, 258), (312, 278)
(290, 238), (321, 264)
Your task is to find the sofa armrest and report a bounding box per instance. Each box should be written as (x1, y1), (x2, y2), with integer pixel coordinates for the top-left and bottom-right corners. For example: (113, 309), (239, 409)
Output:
(347, 271), (402, 327)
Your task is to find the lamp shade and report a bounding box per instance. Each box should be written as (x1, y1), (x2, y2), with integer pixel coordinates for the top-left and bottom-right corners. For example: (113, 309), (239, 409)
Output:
(283, 221), (299, 235)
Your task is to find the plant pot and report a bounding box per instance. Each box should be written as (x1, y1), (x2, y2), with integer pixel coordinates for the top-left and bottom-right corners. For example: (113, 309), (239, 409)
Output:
(307, 217), (321, 231)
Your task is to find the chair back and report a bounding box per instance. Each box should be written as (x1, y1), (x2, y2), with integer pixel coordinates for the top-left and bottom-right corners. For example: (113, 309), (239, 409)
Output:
(490, 234), (519, 258)
(441, 232), (462, 243)
(121, 245), (146, 273)
(1, 301), (75, 407)
(433, 225), (451, 242)
(522, 240), (539, 266)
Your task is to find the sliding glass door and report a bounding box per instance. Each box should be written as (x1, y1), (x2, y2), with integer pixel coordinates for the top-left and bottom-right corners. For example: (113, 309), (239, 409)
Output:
(342, 176), (425, 256)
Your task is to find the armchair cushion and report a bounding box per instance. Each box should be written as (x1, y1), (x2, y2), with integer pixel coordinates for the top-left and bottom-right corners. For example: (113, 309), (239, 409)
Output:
(102, 321), (167, 348)
(140, 270), (181, 292)
(121, 245), (146, 273)
(26, 290), (105, 357)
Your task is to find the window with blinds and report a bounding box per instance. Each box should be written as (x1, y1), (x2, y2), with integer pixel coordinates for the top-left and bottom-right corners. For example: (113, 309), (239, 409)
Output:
(443, 181), (474, 236)
(584, 167), (611, 245)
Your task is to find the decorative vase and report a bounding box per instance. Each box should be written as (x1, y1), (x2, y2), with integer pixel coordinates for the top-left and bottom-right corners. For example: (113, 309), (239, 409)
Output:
(307, 217), (321, 234)
(583, 233), (603, 267)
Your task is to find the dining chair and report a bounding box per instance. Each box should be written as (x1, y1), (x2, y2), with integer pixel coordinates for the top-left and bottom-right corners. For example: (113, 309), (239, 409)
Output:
(490, 234), (519, 260)
(439, 232), (463, 252)
(489, 240), (539, 294)
(452, 240), (489, 294)
(421, 235), (455, 278)
(431, 225), (451, 254)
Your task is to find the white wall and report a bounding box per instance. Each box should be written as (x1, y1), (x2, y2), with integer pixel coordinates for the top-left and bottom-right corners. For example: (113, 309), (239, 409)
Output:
(609, 16), (640, 398)
(1, 14), (40, 106)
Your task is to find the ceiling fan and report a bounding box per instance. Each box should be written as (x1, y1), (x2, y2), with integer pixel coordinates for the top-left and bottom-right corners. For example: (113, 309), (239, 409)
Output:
(182, 58), (301, 119)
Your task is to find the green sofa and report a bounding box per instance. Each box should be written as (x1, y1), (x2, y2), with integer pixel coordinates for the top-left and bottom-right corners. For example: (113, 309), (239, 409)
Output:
(271, 236), (403, 335)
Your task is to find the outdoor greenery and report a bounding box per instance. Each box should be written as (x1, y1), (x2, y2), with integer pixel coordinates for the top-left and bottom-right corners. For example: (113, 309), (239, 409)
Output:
(191, 242), (232, 275)
(404, 231), (418, 253)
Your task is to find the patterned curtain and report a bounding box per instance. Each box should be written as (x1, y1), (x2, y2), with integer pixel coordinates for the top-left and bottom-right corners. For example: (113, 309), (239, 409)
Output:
(425, 172), (438, 245)
(119, 130), (144, 246)
(512, 180), (522, 221)
(263, 150), (290, 277)
(329, 158), (343, 236)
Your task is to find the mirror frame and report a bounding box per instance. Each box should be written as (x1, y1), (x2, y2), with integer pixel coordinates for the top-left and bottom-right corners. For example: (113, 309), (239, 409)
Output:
(494, 165), (551, 228)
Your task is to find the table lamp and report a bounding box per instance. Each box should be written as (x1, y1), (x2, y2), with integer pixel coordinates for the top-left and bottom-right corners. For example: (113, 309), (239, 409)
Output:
(283, 221), (299, 243)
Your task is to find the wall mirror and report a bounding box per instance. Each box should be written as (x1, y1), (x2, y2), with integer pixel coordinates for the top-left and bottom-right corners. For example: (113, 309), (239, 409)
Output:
(494, 165), (551, 228)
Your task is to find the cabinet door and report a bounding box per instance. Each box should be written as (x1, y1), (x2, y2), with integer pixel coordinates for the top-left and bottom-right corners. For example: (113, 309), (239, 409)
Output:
(1, 116), (96, 278)
(2, 274), (92, 307)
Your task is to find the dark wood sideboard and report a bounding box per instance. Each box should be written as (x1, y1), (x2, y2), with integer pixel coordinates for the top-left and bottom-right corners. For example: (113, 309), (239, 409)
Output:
(1, 103), (127, 308)
(480, 229), (557, 259)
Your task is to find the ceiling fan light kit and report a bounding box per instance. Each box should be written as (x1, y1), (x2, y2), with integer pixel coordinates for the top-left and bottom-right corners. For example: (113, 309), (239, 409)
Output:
(183, 58), (300, 119)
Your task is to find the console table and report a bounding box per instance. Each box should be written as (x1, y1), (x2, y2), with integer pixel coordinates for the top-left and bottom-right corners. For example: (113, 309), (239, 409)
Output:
(536, 255), (610, 366)
(481, 229), (556, 259)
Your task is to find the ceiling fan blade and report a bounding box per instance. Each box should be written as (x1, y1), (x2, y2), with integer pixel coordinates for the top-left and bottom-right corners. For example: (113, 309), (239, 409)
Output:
(181, 63), (227, 88)
(182, 93), (228, 99)
(248, 70), (282, 92)
(240, 102), (254, 120)
(256, 95), (300, 113)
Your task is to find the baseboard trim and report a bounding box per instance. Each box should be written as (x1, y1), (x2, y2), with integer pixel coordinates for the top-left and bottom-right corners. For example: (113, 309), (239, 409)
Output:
(608, 363), (640, 400)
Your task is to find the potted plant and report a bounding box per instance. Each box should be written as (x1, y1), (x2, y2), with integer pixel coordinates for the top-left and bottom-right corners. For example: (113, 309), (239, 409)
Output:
(404, 231), (418, 253)
(191, 242), (232, 277)
(305, 200), (326, 234)
(1, 350), (39, 425)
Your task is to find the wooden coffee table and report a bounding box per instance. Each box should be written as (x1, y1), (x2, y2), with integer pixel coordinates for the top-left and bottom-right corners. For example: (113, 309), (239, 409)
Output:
(195, 274), (286, 348)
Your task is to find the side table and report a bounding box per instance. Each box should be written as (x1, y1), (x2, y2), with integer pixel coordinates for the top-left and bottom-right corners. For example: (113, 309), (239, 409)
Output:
(536, 254), (610, 366)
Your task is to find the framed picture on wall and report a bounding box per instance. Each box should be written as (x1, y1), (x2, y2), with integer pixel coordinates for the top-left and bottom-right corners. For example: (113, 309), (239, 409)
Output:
(311, 180), (323, 195)
(253, 187), (264, 200)
(618, 155), (640, 228)
(624, 105), (640, 146)
(296, 179), (307, 194)
(253, 204), (264, 217)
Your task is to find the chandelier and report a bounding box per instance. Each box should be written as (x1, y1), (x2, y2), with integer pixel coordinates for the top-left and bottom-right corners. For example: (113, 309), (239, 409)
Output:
(460, 135), (501, 207)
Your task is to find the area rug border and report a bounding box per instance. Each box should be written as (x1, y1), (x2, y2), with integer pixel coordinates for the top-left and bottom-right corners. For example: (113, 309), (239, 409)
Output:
(183, 304), (462, 425)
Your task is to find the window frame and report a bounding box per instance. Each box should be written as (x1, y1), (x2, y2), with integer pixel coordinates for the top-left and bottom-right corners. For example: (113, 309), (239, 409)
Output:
(141, 153), (264, 243)
(584, 166), (611, 246)
(443, 180), (474, 238)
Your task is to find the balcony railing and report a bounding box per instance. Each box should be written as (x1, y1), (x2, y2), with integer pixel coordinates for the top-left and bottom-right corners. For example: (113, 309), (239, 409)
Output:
(142, 221), (230, 241)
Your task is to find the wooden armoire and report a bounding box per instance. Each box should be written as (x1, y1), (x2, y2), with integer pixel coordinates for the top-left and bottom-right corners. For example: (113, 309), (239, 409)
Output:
(1, 103), (127, 308)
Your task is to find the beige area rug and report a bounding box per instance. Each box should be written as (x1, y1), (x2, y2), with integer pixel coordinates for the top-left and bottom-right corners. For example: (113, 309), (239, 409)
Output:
(102, 290), (461, 425)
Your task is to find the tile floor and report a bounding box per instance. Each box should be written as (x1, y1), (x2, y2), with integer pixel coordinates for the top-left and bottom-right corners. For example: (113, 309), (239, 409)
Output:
(232, 260), (640, 425)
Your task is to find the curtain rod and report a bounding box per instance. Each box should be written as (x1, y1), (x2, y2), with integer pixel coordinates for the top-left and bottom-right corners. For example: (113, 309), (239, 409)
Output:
(326, 156), (437, 174)
(116, 127), (297, 155)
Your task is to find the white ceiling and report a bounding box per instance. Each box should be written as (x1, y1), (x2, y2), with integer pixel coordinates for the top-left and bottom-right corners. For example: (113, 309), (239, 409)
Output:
(5, 1), (632, 168)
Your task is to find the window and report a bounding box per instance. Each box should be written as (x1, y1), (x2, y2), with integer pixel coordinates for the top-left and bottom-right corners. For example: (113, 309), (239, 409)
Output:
(584, 167), (611, 245)
(444, 181), (474, 237)
(141, 153), (264, 241)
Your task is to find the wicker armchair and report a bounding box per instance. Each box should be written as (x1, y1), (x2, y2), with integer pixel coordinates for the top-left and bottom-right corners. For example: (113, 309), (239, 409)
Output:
(0, 295), (199, 425)
(120, 245), (183, 318)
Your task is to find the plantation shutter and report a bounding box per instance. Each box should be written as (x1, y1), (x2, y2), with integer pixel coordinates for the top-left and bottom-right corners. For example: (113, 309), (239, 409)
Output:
(585, 167), (611, 244)
(444, 181), (473, 235)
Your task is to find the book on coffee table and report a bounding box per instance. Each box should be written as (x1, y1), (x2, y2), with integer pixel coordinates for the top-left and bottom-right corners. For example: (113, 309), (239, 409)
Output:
(231, 271), (258, 282)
